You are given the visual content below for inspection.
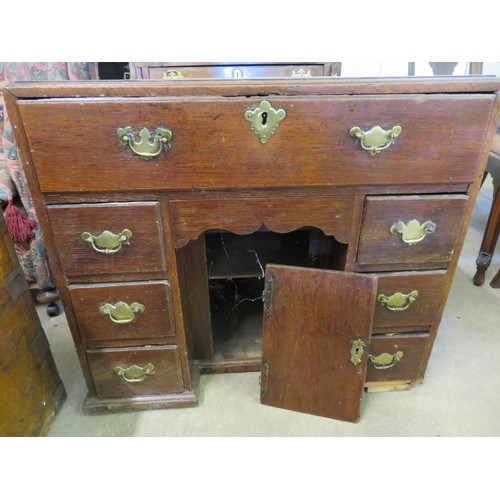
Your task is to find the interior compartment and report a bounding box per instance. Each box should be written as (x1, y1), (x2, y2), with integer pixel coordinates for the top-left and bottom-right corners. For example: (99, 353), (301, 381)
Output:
(204, 227), (347, 363)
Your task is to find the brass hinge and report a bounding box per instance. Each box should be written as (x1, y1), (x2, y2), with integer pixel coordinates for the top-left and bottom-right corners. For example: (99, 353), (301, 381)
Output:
(262, 275), (274, 316)
(260, 362), (270, 400)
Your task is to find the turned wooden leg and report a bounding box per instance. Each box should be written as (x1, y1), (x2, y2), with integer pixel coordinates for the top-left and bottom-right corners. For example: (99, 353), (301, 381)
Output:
(473, 182), (500, 286)
(36, 287), (60, 304)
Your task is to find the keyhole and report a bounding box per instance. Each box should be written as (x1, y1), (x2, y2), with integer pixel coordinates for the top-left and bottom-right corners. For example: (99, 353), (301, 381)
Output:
(261, 112), (268, 127)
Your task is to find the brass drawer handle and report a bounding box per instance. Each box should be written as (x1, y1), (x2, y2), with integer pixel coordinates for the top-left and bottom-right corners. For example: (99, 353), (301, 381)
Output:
(117, 126), (173, 160)
(291, 68), (312, 78)
(377, 290), (419, 312)
(368, 351), (404, 370)
(162, 70), (183, 79)
(81, 229), (132, 254)
(244, 100), (286, 144)
(99, 301), (145, 324)
(113, 362), (155, 383)
(390, 219), (436, 246)
(350, 124), (402, 155)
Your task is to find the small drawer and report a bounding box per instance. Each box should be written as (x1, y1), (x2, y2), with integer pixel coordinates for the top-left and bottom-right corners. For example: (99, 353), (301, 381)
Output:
(372, 270), (447, 331)
(366, 333), (429, 383)
(357, 195), (469, 269)
(47, 202), (166, 279)
(87, 345), (184, 399)
(69, 281), (175, 346)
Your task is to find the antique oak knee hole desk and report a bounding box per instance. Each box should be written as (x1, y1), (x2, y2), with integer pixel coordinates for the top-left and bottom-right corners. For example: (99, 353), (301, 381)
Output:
(4, 77), (500, 423)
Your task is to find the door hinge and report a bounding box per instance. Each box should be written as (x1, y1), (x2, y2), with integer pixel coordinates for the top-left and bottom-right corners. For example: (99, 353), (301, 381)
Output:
(260, 361), (270, 400)
(262, 275), (274, 316)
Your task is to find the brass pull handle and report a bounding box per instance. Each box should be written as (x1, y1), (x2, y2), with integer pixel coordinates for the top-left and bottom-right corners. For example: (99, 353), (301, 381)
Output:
(113, 363), (155, 383)
(390, 219), (436, 246)
(117, 126), (173, 160)
(244, 100), (286, 144)
(162, 70), (183, 79)
(350, 124), (402, 155)
(368, 351), (404, 370)
(291, 68), (312, 77)
(99, 301), (145, 324)
(350, 339), (366, 366)
(377, 290), (419, 312)
(81, 229), (132, 254)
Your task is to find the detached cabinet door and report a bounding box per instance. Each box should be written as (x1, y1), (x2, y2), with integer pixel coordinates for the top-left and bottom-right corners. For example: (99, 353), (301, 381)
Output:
(261, 265), (378, 423)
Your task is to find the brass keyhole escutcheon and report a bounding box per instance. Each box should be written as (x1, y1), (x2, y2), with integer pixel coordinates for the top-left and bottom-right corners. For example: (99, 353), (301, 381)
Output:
(244, 100), (286, 144)
(350, 339), (366, 366)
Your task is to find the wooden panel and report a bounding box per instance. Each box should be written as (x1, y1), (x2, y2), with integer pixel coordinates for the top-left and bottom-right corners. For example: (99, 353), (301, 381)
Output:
(69, 281), (175, 347)
(87, 345), (184, 398)
(47, 202), (166, 278)
(357, 195), (469, 268)
(175, 236), (213, 359)
(261, 265), (377, 422)
(0, 216), (66, 436)
(373, 271), (448, 330)
(18, 95), (493, 193)
(148, 64), (326, 79)
(366, 333), (429, 383)
(169, 197), (354, 248)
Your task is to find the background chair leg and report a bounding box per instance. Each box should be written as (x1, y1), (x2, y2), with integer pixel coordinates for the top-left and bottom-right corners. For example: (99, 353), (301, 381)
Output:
(473, 182), (500, 286)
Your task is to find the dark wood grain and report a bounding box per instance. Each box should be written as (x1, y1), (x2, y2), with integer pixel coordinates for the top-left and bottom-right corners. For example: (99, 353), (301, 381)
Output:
(261, 265), (377, 422)
(372, 271), (448, 330)
(357, 195), (469, 268)
(69, 281), (175, 347)
(47, 202), (166, 278)
(169, 196), (354, 248)
(17, 95), (493, 193)
(87, 345), (184, 399)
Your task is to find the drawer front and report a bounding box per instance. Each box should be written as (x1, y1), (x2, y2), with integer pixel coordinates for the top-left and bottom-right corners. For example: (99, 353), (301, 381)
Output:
(87, 345), (184, 398)
(19, 95), (493, 193)
(373, 271), (447, 331)
(69, 281), (175, 346)
(148, 64), (326, 79)
(47, 202), (166, 278)
(357, 195), (469, 269)
(366, 333), (429, 383)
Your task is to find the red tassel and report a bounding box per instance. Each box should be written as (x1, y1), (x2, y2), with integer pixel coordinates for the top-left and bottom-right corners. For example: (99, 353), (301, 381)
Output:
(4, 200), (37, 249)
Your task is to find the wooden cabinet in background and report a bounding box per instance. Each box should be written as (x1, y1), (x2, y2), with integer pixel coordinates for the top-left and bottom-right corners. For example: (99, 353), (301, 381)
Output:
(4, 76), (499, 422)
(128, 62), (342, 80)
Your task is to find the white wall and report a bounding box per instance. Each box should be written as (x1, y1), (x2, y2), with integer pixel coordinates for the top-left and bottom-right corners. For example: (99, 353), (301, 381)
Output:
(340, 62), (500, 77)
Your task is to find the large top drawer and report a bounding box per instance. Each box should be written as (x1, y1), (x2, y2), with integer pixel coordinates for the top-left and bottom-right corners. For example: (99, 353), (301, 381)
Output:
(18, 94), (494, 193)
